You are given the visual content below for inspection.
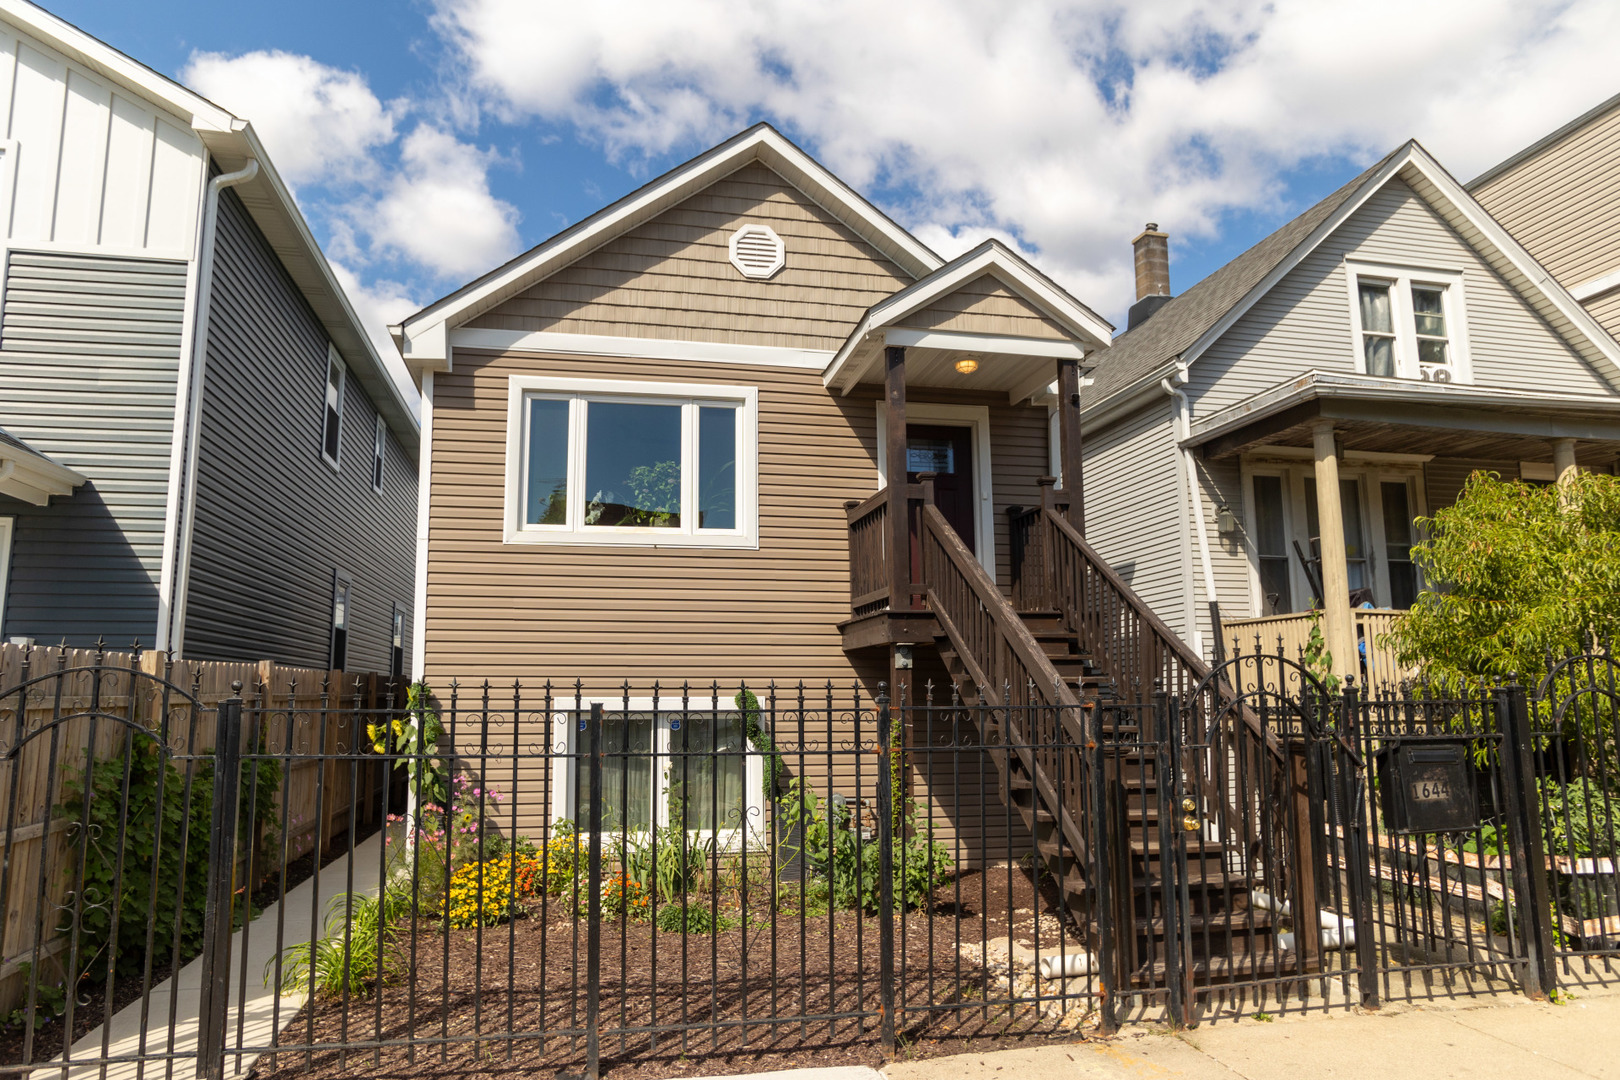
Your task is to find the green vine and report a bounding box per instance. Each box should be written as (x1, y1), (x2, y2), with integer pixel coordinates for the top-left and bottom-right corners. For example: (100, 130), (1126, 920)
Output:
(1302, 607), (1343, 696)
(735, 688), (784, 797)
(368, 681), (448, 808)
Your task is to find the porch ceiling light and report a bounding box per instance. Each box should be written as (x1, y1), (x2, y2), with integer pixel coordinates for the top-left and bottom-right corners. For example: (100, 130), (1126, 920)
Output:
(954, 357), (979, 375)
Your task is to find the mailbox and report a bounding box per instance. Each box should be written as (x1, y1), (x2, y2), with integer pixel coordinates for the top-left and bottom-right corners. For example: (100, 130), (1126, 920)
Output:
(1375, 740), (1481, 834)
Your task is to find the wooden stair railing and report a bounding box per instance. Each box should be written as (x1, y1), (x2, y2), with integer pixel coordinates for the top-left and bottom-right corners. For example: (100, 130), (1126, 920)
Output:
(915, 503), (1095, 879)
(845, 483), (928, 616)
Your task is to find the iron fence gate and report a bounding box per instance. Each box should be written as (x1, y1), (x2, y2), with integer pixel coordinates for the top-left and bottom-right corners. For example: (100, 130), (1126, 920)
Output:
(3, 654), (1620, 1079)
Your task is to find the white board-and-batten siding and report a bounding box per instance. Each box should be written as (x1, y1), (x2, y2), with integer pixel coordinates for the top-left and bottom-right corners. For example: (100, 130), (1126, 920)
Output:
(1186, 179), (1613, 414)
(0, 23), (203, 261)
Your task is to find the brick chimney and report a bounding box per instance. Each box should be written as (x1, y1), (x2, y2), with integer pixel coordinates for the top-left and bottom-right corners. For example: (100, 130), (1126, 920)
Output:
(1128, 223), (1172, 331)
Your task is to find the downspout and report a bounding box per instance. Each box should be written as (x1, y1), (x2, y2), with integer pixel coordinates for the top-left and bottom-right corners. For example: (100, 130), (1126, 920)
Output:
(165, 158), (259, 655)
(1162, 363), (1221, 661)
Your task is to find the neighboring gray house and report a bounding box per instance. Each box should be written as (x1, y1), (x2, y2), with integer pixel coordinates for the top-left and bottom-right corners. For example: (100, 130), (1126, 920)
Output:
(1078, 139), (1620, 682)
(0, 0), (418, 673)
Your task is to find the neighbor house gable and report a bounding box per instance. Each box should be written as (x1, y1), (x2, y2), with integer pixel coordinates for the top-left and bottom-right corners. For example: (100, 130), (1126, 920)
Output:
(1189, 176), (1615, 413)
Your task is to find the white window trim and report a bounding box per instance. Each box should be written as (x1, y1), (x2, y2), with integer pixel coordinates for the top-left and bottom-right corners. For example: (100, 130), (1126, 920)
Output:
(1344, 260), (1472, 384)
(502, 375), (759, 549)
(874, 401), (996, 578)
(547, 697), (767, 850)
(1239, 454), (1427, 615)
(323, 344), (346, 472)
(371, 414), (387, 493)
(0, 516), (13, 634)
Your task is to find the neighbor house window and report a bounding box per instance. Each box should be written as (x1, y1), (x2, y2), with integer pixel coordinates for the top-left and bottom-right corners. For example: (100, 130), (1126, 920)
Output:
(1250, 474), (1292, 615)
(549, 700), (765, 844)
(323, 346), (346, 468)
(372, 416), (387, 492)
(504, 377), (758, 547)
(329, 570), (351, 671)
(1346, 263), (1468, 383)
(390, 603), (405, 678)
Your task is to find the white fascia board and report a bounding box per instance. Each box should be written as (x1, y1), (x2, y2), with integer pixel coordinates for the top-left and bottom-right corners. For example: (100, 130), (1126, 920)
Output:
(400, 124), (944, 364)
(883, 327), (1088, 360)
(0, 451), (84, 505)
(1572, 268), (1620, 303)
(0, 0), (238, 132)
(1078, 360), (1183, 432)
(451, 327), (835, 370)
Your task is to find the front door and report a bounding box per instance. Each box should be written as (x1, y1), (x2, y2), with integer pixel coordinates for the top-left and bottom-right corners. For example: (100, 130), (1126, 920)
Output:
(906, 424), (975, 554)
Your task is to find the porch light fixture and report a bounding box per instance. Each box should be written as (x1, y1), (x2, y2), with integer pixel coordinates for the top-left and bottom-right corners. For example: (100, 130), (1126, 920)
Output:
(954, 357), (979, 375)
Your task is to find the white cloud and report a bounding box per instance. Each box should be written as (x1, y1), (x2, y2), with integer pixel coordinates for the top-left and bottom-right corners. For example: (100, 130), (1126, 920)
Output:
(430, 0), (1620, 311)
(329, 261), (423, 414)
(182, 50), (397, 188)
(365, 126), (523, 279)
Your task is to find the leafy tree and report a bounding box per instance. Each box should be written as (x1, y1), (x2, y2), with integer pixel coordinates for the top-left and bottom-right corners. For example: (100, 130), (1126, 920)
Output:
(1390, 471), (1620, 683)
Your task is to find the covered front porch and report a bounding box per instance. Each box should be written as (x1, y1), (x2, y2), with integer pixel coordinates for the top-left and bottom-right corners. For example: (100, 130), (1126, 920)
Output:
(1192, 372), (1620, 680)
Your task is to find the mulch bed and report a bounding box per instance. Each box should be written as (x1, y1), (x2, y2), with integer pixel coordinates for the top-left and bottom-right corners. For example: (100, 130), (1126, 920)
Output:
(250, 865), (1099, 1080)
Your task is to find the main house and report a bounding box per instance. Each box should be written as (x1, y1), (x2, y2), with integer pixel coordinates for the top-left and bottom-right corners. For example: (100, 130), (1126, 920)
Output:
(1078, 135), (1620, 685)
(0, 0), (418, 673)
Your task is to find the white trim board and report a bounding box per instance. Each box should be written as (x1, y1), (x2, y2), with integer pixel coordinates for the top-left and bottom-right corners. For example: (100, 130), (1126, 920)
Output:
(1572, 268), (1620, 304)
(874, 401), (996, 578)
(450, 328), (835, 371)
(0, 515), (12, 635)
(410, 370), (433, 681)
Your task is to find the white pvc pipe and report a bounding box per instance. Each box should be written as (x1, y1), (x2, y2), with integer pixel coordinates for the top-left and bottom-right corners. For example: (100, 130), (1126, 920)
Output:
(1162, 364), (1219, 656)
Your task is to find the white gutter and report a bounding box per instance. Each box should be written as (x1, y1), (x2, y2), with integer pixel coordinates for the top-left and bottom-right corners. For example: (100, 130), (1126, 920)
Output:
(1162, 363), (1219, 660)
(161, 157), (259, 655)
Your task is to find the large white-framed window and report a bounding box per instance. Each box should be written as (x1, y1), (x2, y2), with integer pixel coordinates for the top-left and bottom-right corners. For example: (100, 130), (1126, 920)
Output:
(323, 345), (346, 470)
(547, 698), (766, 848)
(503, 376), (758, 548)
(1240, 456), (1427, 614)
(1345, 261), (1470, 384)
(0, 516), (13, 635)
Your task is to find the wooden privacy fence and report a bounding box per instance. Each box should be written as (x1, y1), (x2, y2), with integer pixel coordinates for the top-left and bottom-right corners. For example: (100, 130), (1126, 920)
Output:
(0, 643), (400, 1012)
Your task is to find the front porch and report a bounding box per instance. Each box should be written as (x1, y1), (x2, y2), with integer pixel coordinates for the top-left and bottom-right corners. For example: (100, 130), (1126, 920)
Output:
(1193, 372), (1620, 679)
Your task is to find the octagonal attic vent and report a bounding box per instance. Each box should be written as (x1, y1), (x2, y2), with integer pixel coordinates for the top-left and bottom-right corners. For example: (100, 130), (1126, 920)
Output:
(729, 224), (785, 279)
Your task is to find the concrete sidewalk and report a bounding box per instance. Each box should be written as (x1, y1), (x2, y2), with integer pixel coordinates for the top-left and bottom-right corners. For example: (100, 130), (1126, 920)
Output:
(37, 834), (386, 1080)
(880, 984), (1620, 1079)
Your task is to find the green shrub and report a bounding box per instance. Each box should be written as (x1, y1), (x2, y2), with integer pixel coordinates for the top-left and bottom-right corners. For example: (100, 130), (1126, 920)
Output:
(736, 688), (785, 798)
(655, 902), (734, 934)
(271, 888), (410, 998)
(777, 780), (952, 913)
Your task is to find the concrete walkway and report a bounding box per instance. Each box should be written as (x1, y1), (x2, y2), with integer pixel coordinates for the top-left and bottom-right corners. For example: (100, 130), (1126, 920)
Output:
(880, 983), (1620, 1079)
(37, 834), (385, 1080)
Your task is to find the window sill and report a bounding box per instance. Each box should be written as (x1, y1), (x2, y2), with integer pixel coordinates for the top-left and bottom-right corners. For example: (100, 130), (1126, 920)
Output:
(502, 528), (759, 550)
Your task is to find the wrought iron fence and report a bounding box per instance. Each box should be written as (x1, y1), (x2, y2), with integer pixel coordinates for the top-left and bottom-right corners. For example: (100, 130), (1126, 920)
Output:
(3, 653), (1620, 1080)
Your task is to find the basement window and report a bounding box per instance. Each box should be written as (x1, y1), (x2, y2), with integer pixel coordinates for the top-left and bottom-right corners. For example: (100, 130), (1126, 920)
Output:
(503, 376), (758, 548)
(1346, 262), (1469, 384)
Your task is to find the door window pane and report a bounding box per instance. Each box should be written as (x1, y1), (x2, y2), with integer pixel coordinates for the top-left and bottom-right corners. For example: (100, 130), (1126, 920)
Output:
(581, 711), (656, 832)
(906, 439), (956, 473)
(1382, 481), (1418, 609)
(526, 398), (570, 525)
(671, 710), (747, 832)
(1251, 475), (1291, 614)
(698, 406), (737, 530)
(584, 402), (682, 528)
(1305, 478), (1368, 594)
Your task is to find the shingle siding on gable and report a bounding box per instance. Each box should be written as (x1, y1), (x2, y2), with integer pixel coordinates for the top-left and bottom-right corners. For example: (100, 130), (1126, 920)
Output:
(1188, 179), (1611, 414)
(182, 189), (415, 670)
(466, 162), (913, 351)
(897, 274), (1071, 341)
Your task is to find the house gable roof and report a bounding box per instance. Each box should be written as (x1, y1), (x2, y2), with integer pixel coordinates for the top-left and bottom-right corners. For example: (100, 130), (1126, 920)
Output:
(1467, 91), (1620, 192)
(0, 0), (419, 451)
(824, 239), (1114, 392)
(1084, 140), (1620, 421)
(396, 124), (946, 370)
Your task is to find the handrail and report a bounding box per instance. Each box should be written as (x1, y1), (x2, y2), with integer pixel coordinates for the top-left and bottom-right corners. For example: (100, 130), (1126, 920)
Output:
(845, 487), (888, 525)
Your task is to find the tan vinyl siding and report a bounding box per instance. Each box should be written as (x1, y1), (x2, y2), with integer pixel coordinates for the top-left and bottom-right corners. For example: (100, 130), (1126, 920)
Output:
(1472, 102), (1620, 294)
(1587, 290), (1620, 342)
(424, 350), (1051, 689)
(464, 162), (912, 351)
(1079, 402), (1189, 638)
(1189, 179), (1611, 414)
(896, 273), (1070, 341)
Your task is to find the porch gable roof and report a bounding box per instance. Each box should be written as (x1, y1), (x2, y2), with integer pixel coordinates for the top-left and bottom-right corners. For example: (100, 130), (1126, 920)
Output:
(1084, 141), (1620, 421)
(823, 239), (1114, 396)
(0, 427), (84, 506)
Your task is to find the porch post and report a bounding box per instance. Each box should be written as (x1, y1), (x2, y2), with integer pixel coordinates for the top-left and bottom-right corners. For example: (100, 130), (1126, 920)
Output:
(1057, 357), (1085, 534)
(886, 345), (910, 610)
(1552, 437), (1578, 491)
(1310, 420), (1356, 680)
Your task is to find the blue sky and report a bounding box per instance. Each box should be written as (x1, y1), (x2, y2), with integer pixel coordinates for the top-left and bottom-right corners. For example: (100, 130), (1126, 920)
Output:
(42, 0), (1620, 378)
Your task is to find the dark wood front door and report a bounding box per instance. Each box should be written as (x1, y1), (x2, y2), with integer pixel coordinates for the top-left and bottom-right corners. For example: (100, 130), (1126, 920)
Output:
(906, 424), (975, 554)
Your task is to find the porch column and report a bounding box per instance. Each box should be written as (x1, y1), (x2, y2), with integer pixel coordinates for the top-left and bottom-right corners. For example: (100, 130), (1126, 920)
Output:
(1553, 437), (1579, 492)
(886, 345), (910, 610)
(1311, 420), (1356, 680)
(1056, 356), (1085, 534)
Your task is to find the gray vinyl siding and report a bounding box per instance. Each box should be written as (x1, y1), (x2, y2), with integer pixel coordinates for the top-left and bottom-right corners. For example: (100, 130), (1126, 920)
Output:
(1188, 179), (1612, 414)
(0, 250), (187, 644)
(1080, 401), (1190, 639)
(1196, 456), (1253, 630)
(181, 189), (415, 671)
